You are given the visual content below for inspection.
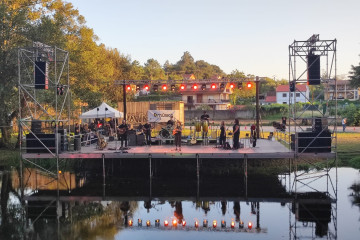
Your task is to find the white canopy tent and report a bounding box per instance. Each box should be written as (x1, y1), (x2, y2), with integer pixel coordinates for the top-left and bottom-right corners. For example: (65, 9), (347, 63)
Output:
(80, 102), (123, 119)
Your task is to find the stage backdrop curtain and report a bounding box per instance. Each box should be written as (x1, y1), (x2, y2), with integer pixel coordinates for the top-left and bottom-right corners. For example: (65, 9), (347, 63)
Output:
(80, 102), (124, 119)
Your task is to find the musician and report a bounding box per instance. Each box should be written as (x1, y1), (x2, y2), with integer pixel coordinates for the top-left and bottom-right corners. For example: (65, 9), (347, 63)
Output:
(118, 119), (128, 148)
(167, 116), (175, 127)
(219, 121), (226, 147)
(200, 111), (210, 139)
(232, 119), (240, 149)
(174, 121), (182, 151)
(143, 121), (152, 146)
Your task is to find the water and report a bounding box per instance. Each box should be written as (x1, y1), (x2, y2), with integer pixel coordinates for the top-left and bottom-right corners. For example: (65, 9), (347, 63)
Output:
(0, 163), (359, 240)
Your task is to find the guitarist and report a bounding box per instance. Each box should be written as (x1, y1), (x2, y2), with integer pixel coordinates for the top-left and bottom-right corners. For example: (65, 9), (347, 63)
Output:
(219, 121), (226, 147)
(117, 119), (128, 149)
(173, 121), (182, 151)
(143, 121), (152, 146)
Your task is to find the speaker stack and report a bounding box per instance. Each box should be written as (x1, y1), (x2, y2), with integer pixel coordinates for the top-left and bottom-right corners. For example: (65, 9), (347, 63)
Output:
(307, 53), (320, 85)
(35, 61), (48, 89)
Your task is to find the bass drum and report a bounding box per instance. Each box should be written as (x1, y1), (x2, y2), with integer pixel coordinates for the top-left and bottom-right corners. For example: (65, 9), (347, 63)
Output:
(195, 120), (201, 132)
(202, 120), (208, 132)
(159, 128), (170, 139)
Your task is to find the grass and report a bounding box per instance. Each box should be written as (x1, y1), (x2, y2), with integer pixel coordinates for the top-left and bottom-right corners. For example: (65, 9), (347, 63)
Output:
(0, 149), (21, 167)
(337, 132), (360, 168)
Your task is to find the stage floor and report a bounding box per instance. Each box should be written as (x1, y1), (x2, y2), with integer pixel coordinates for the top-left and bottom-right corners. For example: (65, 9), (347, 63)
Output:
(22, 138), (335, 159)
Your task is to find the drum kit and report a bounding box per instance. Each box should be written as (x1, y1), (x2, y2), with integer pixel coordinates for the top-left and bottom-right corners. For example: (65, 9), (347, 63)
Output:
(158, 124), (174, 139)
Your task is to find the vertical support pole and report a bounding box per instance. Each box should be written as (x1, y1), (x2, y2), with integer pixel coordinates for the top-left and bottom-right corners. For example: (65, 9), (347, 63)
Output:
(256, 202), (260, 229)
(102, 154), (105, 198)
(196, 154), (200, 200)
(244, 154), (248, 199)
(149, 154), (152, 200)
(255, 76), (260, 139)
(123, 80), (127, 121)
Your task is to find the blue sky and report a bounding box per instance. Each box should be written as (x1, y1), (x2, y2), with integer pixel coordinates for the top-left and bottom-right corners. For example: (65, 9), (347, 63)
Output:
(70, 0), (360, 79)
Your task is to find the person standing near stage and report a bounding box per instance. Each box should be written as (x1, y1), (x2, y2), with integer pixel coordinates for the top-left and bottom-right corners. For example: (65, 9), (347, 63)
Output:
(118, 119), (128, 148)
(342, 118), (347, 132)
(219, 121), (226, 147)
(143, 121), (152, 146)
(233, 119), (240, 149)
(174, 121), (182, 151)
(200, 111), (210, 139)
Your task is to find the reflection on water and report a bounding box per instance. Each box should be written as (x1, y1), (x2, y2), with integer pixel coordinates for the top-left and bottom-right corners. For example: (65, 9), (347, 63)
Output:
(0, 164), (359, 239)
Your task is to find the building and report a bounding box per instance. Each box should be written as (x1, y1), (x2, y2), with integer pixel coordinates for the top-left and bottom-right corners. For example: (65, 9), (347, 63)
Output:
(264, 95), (277, 105)
(181, 82), (233, 110)
(276, 84), (309, 104)
(324, 80), (359, 101)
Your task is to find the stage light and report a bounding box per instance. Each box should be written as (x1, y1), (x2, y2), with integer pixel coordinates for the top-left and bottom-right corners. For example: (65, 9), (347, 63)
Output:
(238, 82), (243, 89)
(220, 83), (225, 91)
(221, 220), (226, 228)
(213, 220), (217, 228)
(229, 83), (235, 89)
(136, 85), (140, 91)
(146, 220), (151, 227)
(144, 85), (149, 91)
(203, 219), (208, 227)
(180, 84), (185, 90)
(193, 84), (198, 90)
(164, 220), (169, 227)
(58, 170), (62, 174)
(128, 219), (133, 227)
(171, 84), (176, 91)
(162, 84), (167, 91)
(201, 84), (206, 90)
(211, 83), (216, 89)
(138, 219), (142, 227)
(172, 219), (178, 227)
(239, 220), (244, 229)
(153, 84), (158, 92)
(195, 221), (199, 228)
(126, 85), (131, 91)
(248, 221), (253, 230)
(230, 221), (235, 228)
(247, 82), (253, 88)
(182, 220), (186, 227)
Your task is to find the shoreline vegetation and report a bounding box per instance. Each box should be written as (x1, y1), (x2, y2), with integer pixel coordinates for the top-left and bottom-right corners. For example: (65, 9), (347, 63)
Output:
(0, 133), (359, 170)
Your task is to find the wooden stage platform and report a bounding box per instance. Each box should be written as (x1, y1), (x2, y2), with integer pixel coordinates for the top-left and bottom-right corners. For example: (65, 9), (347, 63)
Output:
(22, 139), (335, 159)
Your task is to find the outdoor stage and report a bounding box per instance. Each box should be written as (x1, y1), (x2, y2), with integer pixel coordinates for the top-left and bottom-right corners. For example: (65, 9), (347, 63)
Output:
(22, 138), (335, 159)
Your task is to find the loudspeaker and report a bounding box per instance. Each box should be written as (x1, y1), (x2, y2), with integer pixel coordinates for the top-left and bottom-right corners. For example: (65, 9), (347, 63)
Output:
(74, 137), (81, 151)
(128, 133), (136, 146)
(136, 134), (145, 146)
(31, 120), (42, 134)
(26, 133), (61, 153)
(35, 61), (48, 89)
(291, 131), (331, 153)
(307, 54), (320, 85)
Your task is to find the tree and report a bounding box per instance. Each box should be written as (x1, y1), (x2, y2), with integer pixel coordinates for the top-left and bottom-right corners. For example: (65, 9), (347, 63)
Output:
(349, 61), (360, 88)
(175, 51), (196, 74)
(144, 58), (165, 80)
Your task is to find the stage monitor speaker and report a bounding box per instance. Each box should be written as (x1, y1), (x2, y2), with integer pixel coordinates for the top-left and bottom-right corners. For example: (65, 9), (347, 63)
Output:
(307, 54), (320, 85)
(128, 134), (136, 146)
(31, 119), (42, 134)
(26, 133), (61, 153)
(136, 134), (145, 146)
(291, 131), (331, 153)
(35, 61), (48, 89)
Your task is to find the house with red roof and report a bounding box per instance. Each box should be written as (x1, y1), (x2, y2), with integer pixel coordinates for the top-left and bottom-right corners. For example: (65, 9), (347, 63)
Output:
(265, 95), (277, 105)
(276, 84), (309, 104)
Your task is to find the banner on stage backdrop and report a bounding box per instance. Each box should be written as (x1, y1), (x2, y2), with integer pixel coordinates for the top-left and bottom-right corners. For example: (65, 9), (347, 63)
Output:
(148, 110), (179, 123)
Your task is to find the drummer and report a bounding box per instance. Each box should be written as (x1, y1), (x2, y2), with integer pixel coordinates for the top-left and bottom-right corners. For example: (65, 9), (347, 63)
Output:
(200, 111), (210, 139)
(167, 116), (175, 128)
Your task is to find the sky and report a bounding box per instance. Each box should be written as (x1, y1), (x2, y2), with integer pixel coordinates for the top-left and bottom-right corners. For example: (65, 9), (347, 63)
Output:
(70, 0), (360, 80)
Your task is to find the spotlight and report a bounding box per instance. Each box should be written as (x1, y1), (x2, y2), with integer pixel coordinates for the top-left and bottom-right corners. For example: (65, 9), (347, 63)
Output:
(172, 219), (178, 227)
(248, 222), (253, 230)
(164, 220), (169, 227)
(136, 85), (140, 91)
(211, 83), (216, 89)
(239, 220), (244, 229)
(162, 84), (167, 91)
(126, 85), (131, 91)
(180, 84), (185, 90)
(229, 83), (235, 89)
(221, 220), (226, 228)
(247, 82), (253, 88)
(128, 219), (133, 227)
(220, 83), (225, 91)
(193, 84), (198, 90)
(203, 219), (208, 227)
(171, 84), (176, 91)
(144, 85), (149, 91)
(237, 82), (243, 89)
(153, 84), (158, 92)
(230, 221), (235, 228)
(195, 221), (199, 228)
(146, 220), (151, 227)
(182, 220), (186, 227)
(155, 219), (160, 227)
(138, 219), (142, 227)
(201, 84), (206, 90)
(213, 220), (217, 228)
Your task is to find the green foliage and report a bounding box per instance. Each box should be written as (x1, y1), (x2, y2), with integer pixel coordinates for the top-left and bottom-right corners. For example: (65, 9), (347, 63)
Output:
(338, 103), (360, 126)
(349, 60), (360, 88)
(196, 104), (212, 111)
